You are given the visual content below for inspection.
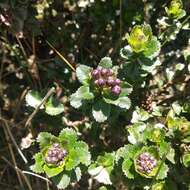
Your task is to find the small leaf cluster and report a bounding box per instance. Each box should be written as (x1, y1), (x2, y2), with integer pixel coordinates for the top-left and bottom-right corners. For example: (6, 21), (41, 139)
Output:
(165, 0), (186, 20)
(120, 24), (161, 85)
(116, 122), (171, 184)
(70, 57), (132, 123)
(30, 128), (91, 189)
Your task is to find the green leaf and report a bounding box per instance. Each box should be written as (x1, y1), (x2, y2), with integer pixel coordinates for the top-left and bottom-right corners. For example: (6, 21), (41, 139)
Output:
(98, 57), (112, 68)
(99, 186), (108, 190)
(74, 167), (82, 182)
(59, 128), (77, 147)
(103, 96), (131, 110)
(76, 65), (91, 85)
(92, 100), (111, 122)
(182, 153), (190, 167)
(88, 166), (112, 185)
(70, 86), (94, 109)
(52, 172), (71, 189)
(127, 123), (147, 144)
(116, 144), (141, 162)
(131, 108), (150, 123)
(122, 159), (134, 179)
(45, 96), (64, 116)
(30, 153), (44, 174)
(65, 148), (80, 170)
(143, 36), (160, 59)
(156, 163), (169, 180)
(70, 94), (83, 108)
(76, 141), (91, 166)
(37, 132), (54, 150)
(43, 164), (64, 178)
(166, 147), (175, 164)
(97, 153), (115, 169)
(25, 90), (44, 109)
(120, 81), (133, 96)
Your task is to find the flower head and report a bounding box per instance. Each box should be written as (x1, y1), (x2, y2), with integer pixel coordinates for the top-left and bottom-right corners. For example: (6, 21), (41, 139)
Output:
(136, 152), (157, 174)
(45, 143), (67, 165)
(127, 24), (152, 53)
(166, 0), (185, 19)
(91, 67), (122, 96)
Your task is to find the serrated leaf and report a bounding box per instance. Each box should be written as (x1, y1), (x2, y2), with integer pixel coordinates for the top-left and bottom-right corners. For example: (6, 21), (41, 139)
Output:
(25, 90), (44, 109)
(37, 132), (54, 150)
(98, 57), (112, 68)
(52, 172), (71, 189)
(30, 153), (44, 174)
(76, 141), (91, 166)
(59, 128), (77, 147)
(143, 36), (161, 59)
(122, 159), (134, 179)
(70, 86), (94, 109)
(76, 65), (91, 85)
(116, 144), (140, 162)
(156, 163), (169, 180)
(120, 45), (133, 60)
(45, 97), (64, 116)
(65, 148), (80, 170)
(43, 164), (64, 178)
(92, 100), (111, 122)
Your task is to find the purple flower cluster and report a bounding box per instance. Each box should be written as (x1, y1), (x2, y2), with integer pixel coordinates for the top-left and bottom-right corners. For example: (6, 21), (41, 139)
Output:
(136, 152), (157, 174)
(91, 67), (121, 95)
(45, 143), (67, 165)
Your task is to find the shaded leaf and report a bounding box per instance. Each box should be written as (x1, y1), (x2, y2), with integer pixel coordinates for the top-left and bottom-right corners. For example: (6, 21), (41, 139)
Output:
(98, 57), (112, 68)
(92, 100), (111, 122)
(45, 96), (64, 116)
(76, 65), (91, 85)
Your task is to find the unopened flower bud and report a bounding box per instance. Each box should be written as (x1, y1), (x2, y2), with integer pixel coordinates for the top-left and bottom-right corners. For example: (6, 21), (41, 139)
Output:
(107, 69), (113, 76)
(107, 77), (115, 86)
(101, 68), (108, 75)
(111, 85), (121, 95)
(97, 78), (106, 86)
(91, 69), (100, 78)
(114, 78), (121, 85)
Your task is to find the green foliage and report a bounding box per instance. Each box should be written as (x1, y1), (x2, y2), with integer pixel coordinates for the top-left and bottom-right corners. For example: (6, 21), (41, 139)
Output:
(31, 128), (91, 189)
(1, 0), (190, 189)
(25, 90), (64, 116)
(127, 24), (153, 53)
(165, 0), (186, 20)
(70, 57), (132, 123)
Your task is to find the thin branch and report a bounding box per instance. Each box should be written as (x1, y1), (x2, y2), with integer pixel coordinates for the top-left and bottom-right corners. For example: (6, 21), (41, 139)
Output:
(25, 87), (55, 127)
(2, 120), (28, 164)
(2, 128), (24, 189)
(1, 156), (33, 190)
(46, 40), (76, 71)
(22, 171), (51, 183)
